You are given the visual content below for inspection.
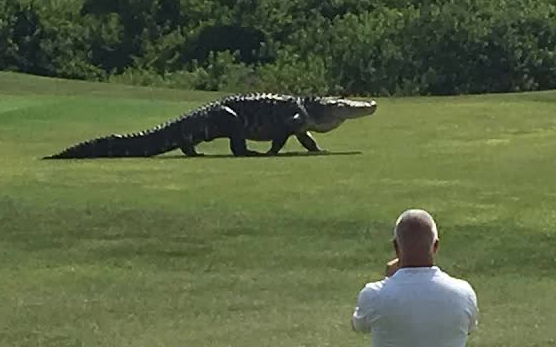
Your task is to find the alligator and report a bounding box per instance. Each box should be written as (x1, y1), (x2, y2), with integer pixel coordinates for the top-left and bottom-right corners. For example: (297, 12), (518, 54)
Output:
(43, 93), (377, 159)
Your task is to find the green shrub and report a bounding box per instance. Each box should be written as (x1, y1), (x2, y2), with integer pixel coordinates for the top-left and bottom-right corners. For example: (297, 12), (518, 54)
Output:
(2, 0), (556, 95)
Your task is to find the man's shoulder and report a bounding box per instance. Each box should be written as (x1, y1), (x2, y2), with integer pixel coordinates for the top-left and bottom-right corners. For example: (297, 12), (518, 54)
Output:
(355, 278), (388, 311)
(436, 270), (477, 297)
(437, 269), (473, 286)
(357, 278), (387, 298)
(357, 277), (392, 303)
(363, 278), (388, 291)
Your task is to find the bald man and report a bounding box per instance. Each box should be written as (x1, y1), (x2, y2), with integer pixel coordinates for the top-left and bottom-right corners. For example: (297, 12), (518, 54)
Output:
(351, 209), (478, 347)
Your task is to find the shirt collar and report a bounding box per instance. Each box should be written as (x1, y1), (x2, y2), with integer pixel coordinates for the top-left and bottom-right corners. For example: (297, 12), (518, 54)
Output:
(392, 266), (441, 277)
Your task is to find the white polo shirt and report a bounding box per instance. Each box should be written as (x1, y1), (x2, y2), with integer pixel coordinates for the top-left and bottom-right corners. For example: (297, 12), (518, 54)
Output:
(351, 266), (478, 347)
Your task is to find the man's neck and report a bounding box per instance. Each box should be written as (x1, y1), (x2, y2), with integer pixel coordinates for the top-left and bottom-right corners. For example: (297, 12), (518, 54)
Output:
(399, 258), (434, 268)
(400, 264), (434, 268)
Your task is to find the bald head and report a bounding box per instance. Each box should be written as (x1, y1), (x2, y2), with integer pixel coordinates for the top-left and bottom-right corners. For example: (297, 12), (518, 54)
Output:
(392, 209), (439, 266)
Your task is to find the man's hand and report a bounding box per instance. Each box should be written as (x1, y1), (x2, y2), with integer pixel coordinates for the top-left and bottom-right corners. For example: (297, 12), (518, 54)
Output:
(385, 258), (400, 277)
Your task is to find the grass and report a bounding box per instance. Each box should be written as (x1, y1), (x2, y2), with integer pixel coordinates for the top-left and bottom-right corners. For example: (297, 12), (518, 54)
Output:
(1, 71), (556, 346)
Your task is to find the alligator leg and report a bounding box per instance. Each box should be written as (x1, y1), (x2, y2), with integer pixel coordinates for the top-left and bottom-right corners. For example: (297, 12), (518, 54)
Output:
(264, 112), (312, 155)
(221, 107), (263, 157)
(180, 144), (204, 157)
(178, 125), (204, 156)
(229, 132), (264, 157)
(295, 131), (324, 152)
(266, 134), (290, 155)
(266, 110), (311, 155)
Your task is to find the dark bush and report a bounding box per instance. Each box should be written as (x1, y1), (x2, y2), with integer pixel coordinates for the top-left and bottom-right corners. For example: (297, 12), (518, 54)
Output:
(1, 0), (555, 95)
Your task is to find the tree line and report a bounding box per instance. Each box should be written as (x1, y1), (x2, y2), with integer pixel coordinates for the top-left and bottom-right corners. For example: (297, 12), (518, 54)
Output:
(1, 0), (555, 96)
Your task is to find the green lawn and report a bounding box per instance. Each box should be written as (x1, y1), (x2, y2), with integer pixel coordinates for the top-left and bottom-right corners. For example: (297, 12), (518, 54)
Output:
(1, 71), (555, 346)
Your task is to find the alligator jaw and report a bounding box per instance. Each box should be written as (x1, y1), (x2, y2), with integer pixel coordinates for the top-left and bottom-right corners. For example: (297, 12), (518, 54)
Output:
(303, 97), (377, 133)
(339, 99), (377, 120)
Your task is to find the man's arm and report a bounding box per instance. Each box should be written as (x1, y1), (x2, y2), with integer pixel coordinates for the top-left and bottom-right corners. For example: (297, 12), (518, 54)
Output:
(351, 283), (382, 334)
(351, 299), (372, 333)
(466, 283), (479, 334)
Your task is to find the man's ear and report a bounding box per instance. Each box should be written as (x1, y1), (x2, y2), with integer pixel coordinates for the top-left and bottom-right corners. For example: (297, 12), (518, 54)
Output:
(433, 239), (439, 253)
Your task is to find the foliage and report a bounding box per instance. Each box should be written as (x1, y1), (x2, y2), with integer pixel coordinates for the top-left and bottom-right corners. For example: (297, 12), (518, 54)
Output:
(1, 0), (556, 95)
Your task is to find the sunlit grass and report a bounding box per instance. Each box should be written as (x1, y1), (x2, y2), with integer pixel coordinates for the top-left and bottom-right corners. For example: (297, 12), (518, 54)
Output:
(1, 72), (555, 346)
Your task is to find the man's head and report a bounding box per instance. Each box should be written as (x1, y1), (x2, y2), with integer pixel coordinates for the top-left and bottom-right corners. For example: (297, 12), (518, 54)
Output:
(392, 209), (439, 267)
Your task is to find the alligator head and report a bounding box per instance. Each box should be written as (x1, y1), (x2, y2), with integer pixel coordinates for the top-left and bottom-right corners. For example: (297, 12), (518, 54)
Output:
(302, 96), (377, 133)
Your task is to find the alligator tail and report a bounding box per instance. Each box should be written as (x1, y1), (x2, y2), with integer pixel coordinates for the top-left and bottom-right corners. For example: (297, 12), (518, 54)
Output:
(43, 122), (183, 159)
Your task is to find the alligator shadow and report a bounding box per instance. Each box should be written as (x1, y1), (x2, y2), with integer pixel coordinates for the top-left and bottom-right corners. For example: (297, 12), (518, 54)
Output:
(39, 151), (362, 160)
(160, 150), (363, 159)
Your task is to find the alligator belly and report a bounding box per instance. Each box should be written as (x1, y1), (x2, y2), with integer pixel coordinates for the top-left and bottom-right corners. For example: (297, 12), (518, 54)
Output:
(245, 125), (286, 141)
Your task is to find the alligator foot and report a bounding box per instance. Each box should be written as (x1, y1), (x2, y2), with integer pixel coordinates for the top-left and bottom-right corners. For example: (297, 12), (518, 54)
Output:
(266, 135), (289, 156)
(296, 132), (324, 153)
(265, 147), (282, 156)
(244, 150), (265, 157)
(180, 144), (204, 157)
(188, 152), (205, 157)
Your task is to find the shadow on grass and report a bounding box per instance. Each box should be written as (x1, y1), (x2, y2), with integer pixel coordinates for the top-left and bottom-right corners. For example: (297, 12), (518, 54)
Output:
(160, 150), (363, 159)
(39, 150), (363, 160)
